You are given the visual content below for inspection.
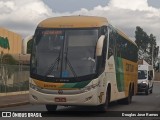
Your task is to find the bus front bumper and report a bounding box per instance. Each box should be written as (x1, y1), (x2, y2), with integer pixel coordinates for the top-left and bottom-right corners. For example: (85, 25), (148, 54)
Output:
(29, 87), (100, 106)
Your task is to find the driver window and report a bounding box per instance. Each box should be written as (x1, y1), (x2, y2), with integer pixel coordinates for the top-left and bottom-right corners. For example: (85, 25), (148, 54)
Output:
(108, 27), (116, 59)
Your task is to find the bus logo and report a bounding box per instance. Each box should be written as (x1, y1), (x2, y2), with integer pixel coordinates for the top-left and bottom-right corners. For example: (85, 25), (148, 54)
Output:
(58, 90), (63, 94)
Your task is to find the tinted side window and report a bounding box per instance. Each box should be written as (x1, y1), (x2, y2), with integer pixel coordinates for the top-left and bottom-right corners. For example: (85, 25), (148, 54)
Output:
(108, 27), (116, 59)
(116, 35), (138, 62)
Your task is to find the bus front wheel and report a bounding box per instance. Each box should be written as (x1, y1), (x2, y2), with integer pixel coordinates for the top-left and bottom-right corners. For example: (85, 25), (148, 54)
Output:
(46, 105), (57, 111)
(97, 90), (110, 112)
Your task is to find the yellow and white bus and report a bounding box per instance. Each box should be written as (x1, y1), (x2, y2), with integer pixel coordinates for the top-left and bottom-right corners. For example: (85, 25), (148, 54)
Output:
(29, 16), (138, 111)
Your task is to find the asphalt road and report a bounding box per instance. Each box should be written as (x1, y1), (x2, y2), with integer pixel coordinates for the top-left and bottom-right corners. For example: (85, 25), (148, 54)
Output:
(0, 82), (160, 120)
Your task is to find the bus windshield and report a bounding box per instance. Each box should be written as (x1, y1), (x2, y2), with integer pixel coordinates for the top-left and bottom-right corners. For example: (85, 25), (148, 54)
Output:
(31, 28), (99, 79)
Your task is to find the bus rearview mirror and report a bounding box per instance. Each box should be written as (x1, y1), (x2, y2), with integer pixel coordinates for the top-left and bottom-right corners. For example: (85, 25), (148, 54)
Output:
(96, 35), (105, 56)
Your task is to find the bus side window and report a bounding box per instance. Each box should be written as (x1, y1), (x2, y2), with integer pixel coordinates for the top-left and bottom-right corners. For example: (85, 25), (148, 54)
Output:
(101, 26), (107, 66)
(101, 37), (107, 67)
(101, 26), (107, 35)
(108, 27), (115, 59)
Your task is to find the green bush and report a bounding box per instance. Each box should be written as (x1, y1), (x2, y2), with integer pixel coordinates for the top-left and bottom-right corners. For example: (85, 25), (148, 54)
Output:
(27, 40), (33, 54)
(2, 54), (18, 65)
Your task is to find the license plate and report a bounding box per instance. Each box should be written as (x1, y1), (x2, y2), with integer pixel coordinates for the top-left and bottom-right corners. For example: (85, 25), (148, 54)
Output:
(55, 97), (66, 102)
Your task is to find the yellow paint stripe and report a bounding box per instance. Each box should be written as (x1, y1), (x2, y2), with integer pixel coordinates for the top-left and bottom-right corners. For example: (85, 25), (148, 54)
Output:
(122, 59), (138, 96)
(33, 79), (64, 88)
(32, 79), (78, 90)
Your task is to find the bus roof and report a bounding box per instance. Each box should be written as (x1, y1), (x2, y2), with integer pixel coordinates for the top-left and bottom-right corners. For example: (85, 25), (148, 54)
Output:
(116, 28), (137, 46)
(38, 16), (108, 28)
(37, 15), (137, 47)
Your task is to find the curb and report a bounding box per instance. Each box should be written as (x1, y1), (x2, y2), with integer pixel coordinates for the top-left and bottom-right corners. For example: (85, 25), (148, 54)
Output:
(0, 101), (29, 108)
(0, 91), (29, 97)
(154, 81), (160, 83)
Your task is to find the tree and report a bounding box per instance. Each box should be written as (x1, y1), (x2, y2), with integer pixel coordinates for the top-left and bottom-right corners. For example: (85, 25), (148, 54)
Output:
(27, 40), (33, 54)
(135, 26), (159, 65)
(135, 27), (149, 51)
(2, 54), (18, 65)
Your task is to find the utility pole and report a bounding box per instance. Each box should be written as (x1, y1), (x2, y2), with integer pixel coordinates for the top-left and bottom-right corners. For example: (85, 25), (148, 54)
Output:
(158, 55), (160, 72)
(152, 44), (154, 67)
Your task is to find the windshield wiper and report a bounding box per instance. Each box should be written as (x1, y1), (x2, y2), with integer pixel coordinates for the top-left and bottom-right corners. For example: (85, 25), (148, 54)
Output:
(65, 57), (77, 77)
(63, 46), (77, 78)
(45, 49), (61, 76)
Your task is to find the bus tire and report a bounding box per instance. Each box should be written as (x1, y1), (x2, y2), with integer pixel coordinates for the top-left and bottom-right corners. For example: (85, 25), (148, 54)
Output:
(46, 105), (57, 111)
(124, 86), (132, 104)
(97, 90), (110, 112)
(118, 86), (132, 105)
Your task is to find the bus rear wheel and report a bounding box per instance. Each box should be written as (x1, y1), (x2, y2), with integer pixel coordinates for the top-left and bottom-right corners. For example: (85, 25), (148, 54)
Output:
(118, 86), (132, 104)
(46, 105), (57, 111)
(124, 90), (132, 104)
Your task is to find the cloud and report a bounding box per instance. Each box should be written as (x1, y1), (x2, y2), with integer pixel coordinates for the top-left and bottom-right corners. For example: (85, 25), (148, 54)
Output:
(108, 0), (149, 11)
(69, 0), (160, 46)
(0, 0), (53, 37)
(0, 0), (160, 47)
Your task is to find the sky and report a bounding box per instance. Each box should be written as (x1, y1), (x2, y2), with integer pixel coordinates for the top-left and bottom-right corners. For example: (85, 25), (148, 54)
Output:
(0, 0), (160, 46)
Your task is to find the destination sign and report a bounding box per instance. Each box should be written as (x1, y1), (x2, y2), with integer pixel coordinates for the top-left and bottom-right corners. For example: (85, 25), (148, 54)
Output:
(42, 30), (63, 35)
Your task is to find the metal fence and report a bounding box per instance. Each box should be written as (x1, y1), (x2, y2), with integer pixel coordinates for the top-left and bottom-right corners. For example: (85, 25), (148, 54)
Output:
(0, 64), (30, 93)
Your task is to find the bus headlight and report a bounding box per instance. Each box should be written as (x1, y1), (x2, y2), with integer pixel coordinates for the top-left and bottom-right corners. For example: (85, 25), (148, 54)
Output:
(30, 83), (41, 91)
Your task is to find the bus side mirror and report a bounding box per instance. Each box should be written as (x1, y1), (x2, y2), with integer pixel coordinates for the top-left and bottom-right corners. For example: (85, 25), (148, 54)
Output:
(96, 35), (105, 56)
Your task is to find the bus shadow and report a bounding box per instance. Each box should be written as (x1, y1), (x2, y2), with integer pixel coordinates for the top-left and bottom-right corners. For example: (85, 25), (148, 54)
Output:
(136, 93), (148, 96)
(43, 102), (120, 117)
